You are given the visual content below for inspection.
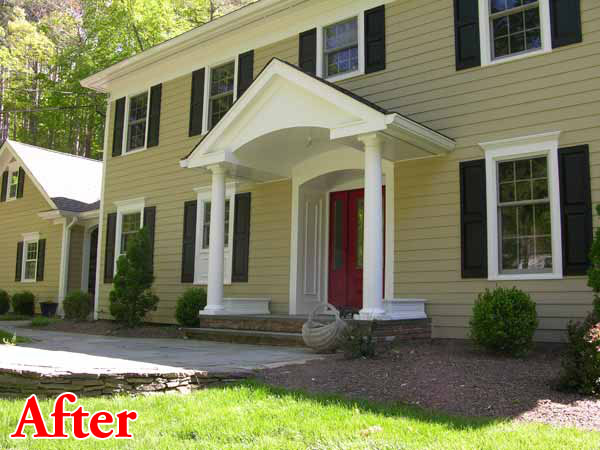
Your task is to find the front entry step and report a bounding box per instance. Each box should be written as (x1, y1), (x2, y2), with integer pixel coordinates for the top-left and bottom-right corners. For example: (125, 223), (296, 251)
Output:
(184, 327), (305, 347)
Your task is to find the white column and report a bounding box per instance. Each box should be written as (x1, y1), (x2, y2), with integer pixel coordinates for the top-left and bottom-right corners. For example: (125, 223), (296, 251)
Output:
(201, 165), (227, 315)
(356, 133), (387, 320)
(58, 217), (77, 316)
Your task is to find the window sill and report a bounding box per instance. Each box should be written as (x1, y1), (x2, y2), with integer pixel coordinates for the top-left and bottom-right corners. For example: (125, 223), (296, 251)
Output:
(488, 272), (562, 281)
(21, 279), (36, 284)
(324, 69), (364, 83)
(483, 48), (551, 67)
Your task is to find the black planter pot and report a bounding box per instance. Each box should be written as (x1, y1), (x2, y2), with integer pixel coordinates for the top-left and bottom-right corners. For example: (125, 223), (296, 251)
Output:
(40, 303), (58, 317)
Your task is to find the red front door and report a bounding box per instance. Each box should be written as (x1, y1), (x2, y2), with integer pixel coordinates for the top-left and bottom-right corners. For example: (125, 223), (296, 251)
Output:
(328, 189), (364, 310)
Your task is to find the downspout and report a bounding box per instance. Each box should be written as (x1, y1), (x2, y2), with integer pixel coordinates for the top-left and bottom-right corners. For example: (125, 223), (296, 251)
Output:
(57, 216), (78, 316)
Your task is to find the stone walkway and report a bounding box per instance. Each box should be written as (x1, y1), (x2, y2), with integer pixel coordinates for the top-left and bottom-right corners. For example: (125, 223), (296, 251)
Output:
(0, 321), (323, 374)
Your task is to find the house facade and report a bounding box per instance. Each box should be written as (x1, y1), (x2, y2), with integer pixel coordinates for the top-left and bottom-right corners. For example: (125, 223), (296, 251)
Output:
(82, 0), (596, 341)
(0, 140), (102, 313)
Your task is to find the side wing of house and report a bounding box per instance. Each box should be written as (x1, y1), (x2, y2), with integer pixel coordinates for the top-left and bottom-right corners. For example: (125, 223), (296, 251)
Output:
(0, 152), (63, 305)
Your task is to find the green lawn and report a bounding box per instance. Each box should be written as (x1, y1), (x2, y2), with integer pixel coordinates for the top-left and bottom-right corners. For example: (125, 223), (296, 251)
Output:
(0, 313), (32, 321)
(0, 382), (597, 449)
(0, 329), (31, 344)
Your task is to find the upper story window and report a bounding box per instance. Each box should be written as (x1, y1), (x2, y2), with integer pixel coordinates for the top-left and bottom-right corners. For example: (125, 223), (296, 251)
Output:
(8, 169), (18, 199)
(324, 18), (359, 78)
(209, 62), (235, 130)
(490, 0), (541, 59)
(127, 92), (149, 152)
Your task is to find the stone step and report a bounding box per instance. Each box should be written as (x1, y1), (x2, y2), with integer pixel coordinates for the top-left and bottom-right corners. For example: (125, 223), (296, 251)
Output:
(198, 315), (332, 334)
(184, 327), (305, 347)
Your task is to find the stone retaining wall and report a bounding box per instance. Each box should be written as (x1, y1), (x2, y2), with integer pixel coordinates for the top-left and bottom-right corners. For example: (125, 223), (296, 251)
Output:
(0, 368), (251, 397)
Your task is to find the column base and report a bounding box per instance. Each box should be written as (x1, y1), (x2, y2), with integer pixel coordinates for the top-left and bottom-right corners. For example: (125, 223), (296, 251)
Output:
(354, 308), (390, 321)
(198, 305), (226, 316)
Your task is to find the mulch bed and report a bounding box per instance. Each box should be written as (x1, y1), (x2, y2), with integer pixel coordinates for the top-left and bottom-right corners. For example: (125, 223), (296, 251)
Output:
(259, 339), (600, 431)
(25, 319), (184, 339)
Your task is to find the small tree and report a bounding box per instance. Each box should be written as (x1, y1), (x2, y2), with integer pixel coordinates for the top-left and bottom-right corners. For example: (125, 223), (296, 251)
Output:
(109, 227), (159, 327)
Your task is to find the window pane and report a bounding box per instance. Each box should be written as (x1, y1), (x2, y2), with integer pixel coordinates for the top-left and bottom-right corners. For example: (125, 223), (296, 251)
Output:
(494, 36), (509, 58)
(129, 94), (148, 122)
(532, 179), (548, 199)
(534, 203), (551, 235)
(531, 157), (547, 178)
(501, 206), (518, 237)
(326, 46), (359, 77)
(490, 2), (541, 59)
(518, 237), (535, 269)
(515, 180), (532, 201)
(325, 19), (358, 51)
(518, 204), (533, 236)
(524, 8), (540, 29)
(210, 63), (235, 96)
(515, 159), (531, 180)
(526, 29), (541, 50)
(493, 16), (508, 37)
(498, 161), (514, 182)
(9, 171), (18, 197)
(27, 242), (38, 260)
(210, 94), (234, 129)
(499, 182), (515, 202)
(510, 32), (525, 53)
(25, 261), (36, 280)
(120, 213), (141, 253)
(128, 121), (146, 150)
(202, 200), (231, 249)
(502, 238), (518, 269)
(491, 0), (508, 13)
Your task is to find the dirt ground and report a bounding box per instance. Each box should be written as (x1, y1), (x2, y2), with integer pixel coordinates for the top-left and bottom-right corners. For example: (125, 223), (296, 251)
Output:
(259, 339), (600, 431)
(27, 319), (184, 339)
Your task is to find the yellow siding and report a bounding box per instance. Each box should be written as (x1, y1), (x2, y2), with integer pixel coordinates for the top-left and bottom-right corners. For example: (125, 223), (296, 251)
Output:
(97, 75), (293, 323)
(67, 225), (84, 294)
(0, 172), (63, 306)
(99, 0), (600, 339)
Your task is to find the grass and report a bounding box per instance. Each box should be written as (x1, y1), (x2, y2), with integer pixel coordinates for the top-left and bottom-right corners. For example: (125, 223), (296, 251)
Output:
(0, 382), (598, 449)
(0, 329), (31, 344)
(30, 316), (60, 327)
(0, 313), (32, 321)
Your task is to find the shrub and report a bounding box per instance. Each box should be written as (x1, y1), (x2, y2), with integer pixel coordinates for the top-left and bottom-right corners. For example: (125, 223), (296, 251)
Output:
(109, 227), (159, 327)
(175, 288), (207, 327)
(63, 291), (93, 321)
(31, 316), (51, 327)
(558, 205), (600, 395)
(0, 290), (9, 315)
(340, 325), (377, 359)
(11, 291), (35, 316)
(469, 287), (538, 356)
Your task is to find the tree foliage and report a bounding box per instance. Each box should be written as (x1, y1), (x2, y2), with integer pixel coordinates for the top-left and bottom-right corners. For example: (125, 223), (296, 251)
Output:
(0, 0), (254, 158)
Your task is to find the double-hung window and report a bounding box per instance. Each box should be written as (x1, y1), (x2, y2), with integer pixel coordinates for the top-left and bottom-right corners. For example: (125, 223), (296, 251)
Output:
(209, 62), (235, 130)
(126, 92), (149, 152)
(23, 240), (38, 281)
(323, 18), (360, 78)
(8, 170), (18, 199)
(120, 212), (141, 254)
(201, 200), (231, 249)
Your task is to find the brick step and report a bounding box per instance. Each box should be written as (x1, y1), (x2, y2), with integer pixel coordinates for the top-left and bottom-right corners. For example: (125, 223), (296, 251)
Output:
(184, 327), (305, 347)
(198, 315), (333, 334)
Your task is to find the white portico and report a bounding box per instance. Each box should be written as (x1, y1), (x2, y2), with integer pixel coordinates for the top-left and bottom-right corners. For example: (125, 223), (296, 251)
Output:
(181, 58), (455, 320)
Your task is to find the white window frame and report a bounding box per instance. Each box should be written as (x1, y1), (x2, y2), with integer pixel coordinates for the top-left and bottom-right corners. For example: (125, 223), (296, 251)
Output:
(121, 89), (151, 156)
(202, 58), (239, 135)
(194, 183), (237, 285)
(317, 11), (365, 82)
(113, 198), (145, 273)
(21, 232), (40, 283)
(481, 131), (563, 280)
(6, 161), (19, 201)
(478, 0), (552, 66)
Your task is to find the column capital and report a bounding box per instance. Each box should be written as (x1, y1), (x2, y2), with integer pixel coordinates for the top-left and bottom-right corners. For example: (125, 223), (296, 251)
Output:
(207, 164), (227, 176)
(357, 133), (382, 149)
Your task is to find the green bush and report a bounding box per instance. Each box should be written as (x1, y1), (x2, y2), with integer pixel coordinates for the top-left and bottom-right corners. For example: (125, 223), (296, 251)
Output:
(469, 287), (538, 356)
(11, 291), (35, 316)
(31, 316), (51, 327)
(63, 291), (93, 321)
(340, 325), (377, 359)
(175, 288), (207, 327)
(109, 227), (159, 327)
(0, 290), (9, 315)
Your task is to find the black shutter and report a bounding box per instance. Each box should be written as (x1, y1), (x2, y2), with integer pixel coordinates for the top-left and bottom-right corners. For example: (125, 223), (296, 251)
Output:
(559, 145), (592, 276)
(550, 0), (582, 49)
(237, 50), (254, 98)
(453, 0), (481, 70)
(189, 69), (205, 137)
(143, 206), (156, 273)
(36, 239), (46, 282)
(147, 84), (162, 148)
(112, 97), (126, 156)
(16, 167), (25, 198)
(299, 29), (317, 75)
(0, 170), (7, 202)
(365, 5), (386, 74)
(232, 193), (251, 282)
(460, 159), (487, 278)
(15, 241), (23, 282)
(104, 213), (117, 283)
(181, 200), (197, 283)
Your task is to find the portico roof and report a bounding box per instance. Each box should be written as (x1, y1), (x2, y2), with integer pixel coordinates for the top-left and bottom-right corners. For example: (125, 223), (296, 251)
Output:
(181, 58), (455, 180)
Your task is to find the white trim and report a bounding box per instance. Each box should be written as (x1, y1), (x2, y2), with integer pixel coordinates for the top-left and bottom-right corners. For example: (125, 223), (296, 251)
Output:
(194, 182), (237, 285)
(58, 217), (78, 310)
(316, 11), (365, 82)
(478, 0), (552, 67)
(120, 89), (151, 156)
(480, 131), (562, 281)
(113, 197), (146, 272)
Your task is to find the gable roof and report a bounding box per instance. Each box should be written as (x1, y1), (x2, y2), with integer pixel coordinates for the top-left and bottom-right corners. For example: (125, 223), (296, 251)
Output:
(0, 140), (102, 213)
